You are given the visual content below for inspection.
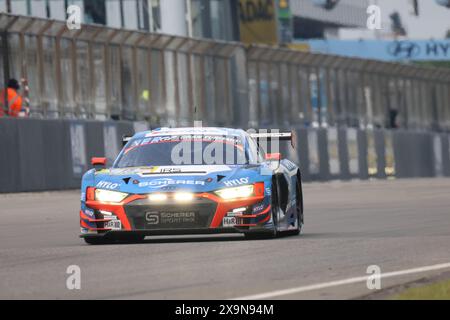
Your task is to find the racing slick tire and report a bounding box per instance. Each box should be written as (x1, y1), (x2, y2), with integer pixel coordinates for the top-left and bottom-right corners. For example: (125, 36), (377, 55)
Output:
(244, 179), (280, 240)
(291, 174), (303, 236)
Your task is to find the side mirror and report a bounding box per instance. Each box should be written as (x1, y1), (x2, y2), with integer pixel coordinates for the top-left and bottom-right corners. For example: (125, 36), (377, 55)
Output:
(265, 153), (281, 161)
(122, 135), (132, 147)
(91, 157), (107, 167)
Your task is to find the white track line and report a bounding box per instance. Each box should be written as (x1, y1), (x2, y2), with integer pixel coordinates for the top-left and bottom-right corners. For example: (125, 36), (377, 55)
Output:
(232, 262), (450, 300)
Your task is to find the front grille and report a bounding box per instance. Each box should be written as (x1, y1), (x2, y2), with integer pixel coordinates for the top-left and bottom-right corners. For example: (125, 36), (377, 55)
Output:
(124, 197), (217, 230)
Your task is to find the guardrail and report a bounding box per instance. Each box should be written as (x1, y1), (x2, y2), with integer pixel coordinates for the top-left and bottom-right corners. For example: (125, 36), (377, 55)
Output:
(1, 13), (450, 131)
(1, 118), (448, 193)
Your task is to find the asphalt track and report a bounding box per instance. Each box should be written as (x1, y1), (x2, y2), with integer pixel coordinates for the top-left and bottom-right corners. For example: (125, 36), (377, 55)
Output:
(0, 178), (449, 299)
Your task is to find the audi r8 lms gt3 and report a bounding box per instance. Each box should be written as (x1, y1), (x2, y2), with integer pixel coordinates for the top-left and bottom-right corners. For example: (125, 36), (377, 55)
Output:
(79, 127), (304, 244)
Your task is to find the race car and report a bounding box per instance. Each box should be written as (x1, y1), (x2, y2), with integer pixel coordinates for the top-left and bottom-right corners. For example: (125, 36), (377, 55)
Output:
(79, 127), (303, 244)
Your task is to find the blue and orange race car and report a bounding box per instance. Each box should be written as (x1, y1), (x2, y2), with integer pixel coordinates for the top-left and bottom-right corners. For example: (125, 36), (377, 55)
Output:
(79, 127), (303, 244)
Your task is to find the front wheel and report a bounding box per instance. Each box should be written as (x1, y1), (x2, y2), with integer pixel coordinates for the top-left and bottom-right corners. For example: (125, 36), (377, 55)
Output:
(292, 177), (303, 236)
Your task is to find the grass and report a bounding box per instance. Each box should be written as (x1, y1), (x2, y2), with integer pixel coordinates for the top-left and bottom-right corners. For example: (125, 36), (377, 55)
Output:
(392, 279), (450, 300)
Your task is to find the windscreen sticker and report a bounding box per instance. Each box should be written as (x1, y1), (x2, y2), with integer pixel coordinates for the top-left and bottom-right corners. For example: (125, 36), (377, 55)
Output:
(124, 135), (244, 154)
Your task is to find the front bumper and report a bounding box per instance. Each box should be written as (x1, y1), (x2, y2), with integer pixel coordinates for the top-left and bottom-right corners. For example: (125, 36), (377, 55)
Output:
(80, 192), (271, 237)
(79, 228), (276, 239)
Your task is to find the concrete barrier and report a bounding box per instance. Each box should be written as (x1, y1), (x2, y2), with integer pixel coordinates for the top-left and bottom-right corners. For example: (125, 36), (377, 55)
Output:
(0, 119), (145, 193)
(327, 127), (340, 180)
(16, 119), (47, 191)
(393, 130), (435, 178)
(0, 118), (19, 193)
(41, 119), (72, 190)
(295, 128), (310, 182)
(0, 119), (447, 193)
(442, 134), (450, 177)
(337, 128), (351, 180)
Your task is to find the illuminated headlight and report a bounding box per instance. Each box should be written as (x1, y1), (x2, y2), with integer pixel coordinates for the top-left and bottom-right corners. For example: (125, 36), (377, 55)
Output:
(148, 193), (167, 201)
(215, 185), (254, 200)
(174, 192), (194, 202)
(95, 189), (128, 203)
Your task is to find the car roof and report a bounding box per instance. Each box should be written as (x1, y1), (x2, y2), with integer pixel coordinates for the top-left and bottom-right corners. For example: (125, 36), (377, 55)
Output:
(133, 127), (247, 140)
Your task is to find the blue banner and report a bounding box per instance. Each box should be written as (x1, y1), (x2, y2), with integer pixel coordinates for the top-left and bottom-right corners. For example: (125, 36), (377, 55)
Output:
(298, 39), (450, 61)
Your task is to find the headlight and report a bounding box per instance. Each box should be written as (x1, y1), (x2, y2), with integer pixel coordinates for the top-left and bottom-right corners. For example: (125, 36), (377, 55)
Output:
(174, 192), (194, 202)
(95, 189), (128, 203)
(215, 185), (254, 200)
(148, 193), (168, 201)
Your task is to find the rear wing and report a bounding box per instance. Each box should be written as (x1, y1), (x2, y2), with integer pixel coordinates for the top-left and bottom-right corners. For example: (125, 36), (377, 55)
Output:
(249, 130), (296, 149)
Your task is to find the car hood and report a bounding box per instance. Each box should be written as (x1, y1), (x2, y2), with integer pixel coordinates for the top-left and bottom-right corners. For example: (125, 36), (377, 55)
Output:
(93, 165), (265, 194)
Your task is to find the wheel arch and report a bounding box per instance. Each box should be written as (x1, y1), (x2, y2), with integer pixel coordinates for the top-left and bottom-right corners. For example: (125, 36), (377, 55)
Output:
(272, 173), (289, 212)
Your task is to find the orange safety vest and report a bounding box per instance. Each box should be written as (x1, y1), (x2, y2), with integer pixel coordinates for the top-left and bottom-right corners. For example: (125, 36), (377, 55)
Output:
(0, 88), (22, 117)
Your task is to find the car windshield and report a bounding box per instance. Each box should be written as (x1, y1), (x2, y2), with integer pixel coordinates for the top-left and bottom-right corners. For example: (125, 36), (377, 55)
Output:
(114, 135), (248, 168)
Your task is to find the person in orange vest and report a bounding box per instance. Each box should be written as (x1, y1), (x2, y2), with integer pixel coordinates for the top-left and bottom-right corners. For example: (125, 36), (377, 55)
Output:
(0, 79), (23, 118)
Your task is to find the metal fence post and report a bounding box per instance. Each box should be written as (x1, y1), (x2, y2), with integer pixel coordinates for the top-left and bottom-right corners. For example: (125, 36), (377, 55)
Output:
(1, 29), (10, 115)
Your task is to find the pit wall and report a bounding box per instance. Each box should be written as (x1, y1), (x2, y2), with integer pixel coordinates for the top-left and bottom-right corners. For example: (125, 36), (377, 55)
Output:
(0, 119), (448, 193)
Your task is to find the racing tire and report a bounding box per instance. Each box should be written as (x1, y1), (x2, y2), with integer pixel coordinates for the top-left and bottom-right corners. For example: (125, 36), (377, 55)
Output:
(292, 175), (303, 236)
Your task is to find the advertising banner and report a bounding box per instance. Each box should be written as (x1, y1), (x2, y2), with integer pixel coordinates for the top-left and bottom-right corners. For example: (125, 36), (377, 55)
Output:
(299, 39), (450, 61)
(239, 0), (278, 45)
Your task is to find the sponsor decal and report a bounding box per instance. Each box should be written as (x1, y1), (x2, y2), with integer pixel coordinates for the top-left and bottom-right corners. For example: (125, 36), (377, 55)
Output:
(226, 212), (239, 217)
(96, 180), (119, 190)
(125, 135), (244, 156)
(223, 177), (249, 187)
(160, 168), (182, 173)
(84, 208), (95, 217)
(265, 187), (271, 195)
(136, 135), (243, 146)
(104, 220), (122, 230)
(152, 211), (197, 224)
(145, 212), (159, 224)
(284, 160), (297, 172)
(138, 178), (205, 187)
(223, 216), (237, 227)
(252, 203), (265, 213)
